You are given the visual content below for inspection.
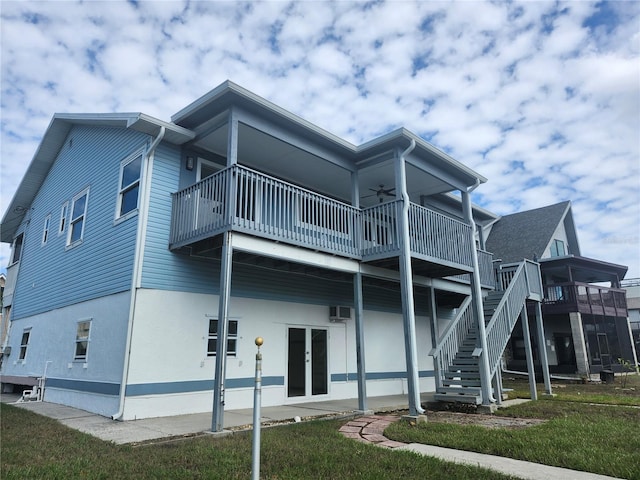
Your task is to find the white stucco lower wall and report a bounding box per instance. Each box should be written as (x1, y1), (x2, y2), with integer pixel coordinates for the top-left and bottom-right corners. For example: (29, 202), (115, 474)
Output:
(0, 291), (130, 417)
(122, 288), (435, 420)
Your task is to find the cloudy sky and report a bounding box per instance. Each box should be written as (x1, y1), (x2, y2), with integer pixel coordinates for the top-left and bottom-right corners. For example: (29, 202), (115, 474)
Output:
(1, 0), (639, 278)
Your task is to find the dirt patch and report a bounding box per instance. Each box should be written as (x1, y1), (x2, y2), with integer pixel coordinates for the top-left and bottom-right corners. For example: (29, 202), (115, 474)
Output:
(425, 410), (546, 429)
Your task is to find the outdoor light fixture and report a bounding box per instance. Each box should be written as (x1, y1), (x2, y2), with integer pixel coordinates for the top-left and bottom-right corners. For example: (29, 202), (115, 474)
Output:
(186, 156), (195, 171)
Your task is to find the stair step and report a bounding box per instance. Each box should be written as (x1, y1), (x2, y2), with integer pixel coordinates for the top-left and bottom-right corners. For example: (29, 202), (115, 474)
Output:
(434, 393), (481, 404)
(437, 386), (482, 395)
(442, 379), (481, 387)
(446, 368), (480, 376)
(443, 371), (480, 380)
(455, 351), (475, 359)
(452, 358), (478, 365)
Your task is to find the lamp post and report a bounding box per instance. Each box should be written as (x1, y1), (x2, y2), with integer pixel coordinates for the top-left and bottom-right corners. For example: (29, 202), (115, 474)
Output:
(251, 337), (263, 480)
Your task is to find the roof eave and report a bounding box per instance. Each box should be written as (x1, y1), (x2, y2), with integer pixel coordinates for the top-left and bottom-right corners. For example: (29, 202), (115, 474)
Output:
(1, 113), (195, 243)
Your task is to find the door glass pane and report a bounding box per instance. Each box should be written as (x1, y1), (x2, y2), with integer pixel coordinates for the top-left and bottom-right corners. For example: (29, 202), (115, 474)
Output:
(287, 328), (306, 397)
(311, 329), (328, 395)
(598, 333), (611, 368)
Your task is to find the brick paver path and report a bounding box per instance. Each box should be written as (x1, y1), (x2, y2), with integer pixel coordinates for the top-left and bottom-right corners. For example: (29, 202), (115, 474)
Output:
(339, 415), (406, 448)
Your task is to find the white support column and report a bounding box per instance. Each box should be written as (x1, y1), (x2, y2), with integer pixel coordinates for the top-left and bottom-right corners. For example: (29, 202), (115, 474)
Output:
(461, 191), (493, 405)
(395, 141), (424, 418)
(492, 371), (503, 405)
(212, 231), (234, 432)
(429, 287), (442, 390)
(353, 272), (369, 413)
(521, 305), (538, 401)
(227, 109), (239, 166)
(534, 302), (553, 395)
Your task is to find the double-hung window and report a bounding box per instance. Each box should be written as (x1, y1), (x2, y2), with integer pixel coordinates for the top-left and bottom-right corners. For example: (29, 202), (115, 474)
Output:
(42, 214), (51, 246)
(550, 239), (566, 257)
(67, 188), (89, 246)
(117, 152), (143, 219)
(207, 318), (238, 356)
(10, 233), (24, 265)
(59, 201), (68, 235)
(19, 329), (31, 360)
(74, 320), (91, 361)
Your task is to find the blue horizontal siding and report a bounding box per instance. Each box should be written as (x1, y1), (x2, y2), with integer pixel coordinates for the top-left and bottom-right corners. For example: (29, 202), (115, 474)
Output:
(331, 370), (434, 382)
(141, 143), (224, 294)
(12, 125), (149, 320)
(141, 145), (432, 315)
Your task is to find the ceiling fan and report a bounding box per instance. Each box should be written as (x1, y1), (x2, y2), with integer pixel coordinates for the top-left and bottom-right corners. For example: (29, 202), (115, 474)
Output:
(362, 184), (396, 203)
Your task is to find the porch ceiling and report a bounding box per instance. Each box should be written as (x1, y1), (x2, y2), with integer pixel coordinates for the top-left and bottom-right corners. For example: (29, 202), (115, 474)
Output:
(193, 122), (455, 207)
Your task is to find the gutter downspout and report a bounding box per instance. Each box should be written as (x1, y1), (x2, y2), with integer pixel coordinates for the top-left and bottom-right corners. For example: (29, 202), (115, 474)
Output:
(462, 179), (495, 404)
(397, 139), (425, 416)
(112, 126), (165, 420)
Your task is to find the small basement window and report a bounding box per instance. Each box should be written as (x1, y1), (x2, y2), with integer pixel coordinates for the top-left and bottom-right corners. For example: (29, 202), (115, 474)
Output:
(207, 318), (238, 357)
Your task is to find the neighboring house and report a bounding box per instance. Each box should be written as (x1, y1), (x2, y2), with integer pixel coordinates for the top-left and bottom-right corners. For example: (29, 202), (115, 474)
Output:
(0, 273), (6, 355)
(622, 278), (640, 358)
(486, 201), (638, 375)
(0, 81), (548, 426)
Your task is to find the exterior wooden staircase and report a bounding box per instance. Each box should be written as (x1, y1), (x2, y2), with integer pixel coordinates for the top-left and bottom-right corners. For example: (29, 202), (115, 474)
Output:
(431, 261), (543, 405)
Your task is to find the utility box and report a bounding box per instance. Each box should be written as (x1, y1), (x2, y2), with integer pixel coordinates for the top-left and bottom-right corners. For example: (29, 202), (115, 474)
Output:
(600, 369), (615, 384)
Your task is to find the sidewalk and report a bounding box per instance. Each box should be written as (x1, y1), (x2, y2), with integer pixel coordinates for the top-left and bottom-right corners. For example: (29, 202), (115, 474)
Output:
(340, 415), (623, 480)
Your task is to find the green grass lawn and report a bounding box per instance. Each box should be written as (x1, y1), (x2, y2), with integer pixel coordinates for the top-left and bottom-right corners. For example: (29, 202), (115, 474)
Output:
(385, 375), (640, 480)
(1, 404), (515, 480)
(3, 375), (639, 479)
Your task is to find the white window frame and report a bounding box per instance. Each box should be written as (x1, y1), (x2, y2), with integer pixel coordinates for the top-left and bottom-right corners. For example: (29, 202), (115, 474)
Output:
(207, 316), (238, 357)
(19, 328), (31, 361)
(42, 214), (52, 246)
(115, 150), (144, 221)
(10, 232), (24, 265)
(196, 158), (223, 181)
(67, 187), (90, 248)
(74, 319), (92, 361)
(550, 239), (566, 257)
(59, 201), (68, 235)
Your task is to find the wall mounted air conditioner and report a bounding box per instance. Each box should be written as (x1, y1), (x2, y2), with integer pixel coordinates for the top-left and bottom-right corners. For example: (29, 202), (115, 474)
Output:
(329, 306), (352, 322)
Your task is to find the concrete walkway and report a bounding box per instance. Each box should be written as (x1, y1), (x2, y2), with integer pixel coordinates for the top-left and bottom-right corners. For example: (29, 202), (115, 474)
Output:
(340, 415), (624, 480)
(1, 393), (418, 444)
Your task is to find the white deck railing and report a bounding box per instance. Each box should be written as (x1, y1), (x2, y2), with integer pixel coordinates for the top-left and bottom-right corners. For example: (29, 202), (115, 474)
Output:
(429, 296), (474, 389)
(408, 203), (473, 268)
(485, 260), (541, 378)
(170, 165), (475, 270)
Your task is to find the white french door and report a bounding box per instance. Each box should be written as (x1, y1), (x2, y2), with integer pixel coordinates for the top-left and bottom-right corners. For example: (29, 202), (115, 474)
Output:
(287, 327), (328, 398)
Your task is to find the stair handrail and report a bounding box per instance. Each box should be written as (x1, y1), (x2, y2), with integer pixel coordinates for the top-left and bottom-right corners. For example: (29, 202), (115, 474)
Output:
(429, 296), (474, 386)
(484, 260), (540, 378)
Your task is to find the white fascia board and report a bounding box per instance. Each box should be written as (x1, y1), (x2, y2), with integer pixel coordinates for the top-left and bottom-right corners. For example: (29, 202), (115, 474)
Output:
(172, 80), (356, 154)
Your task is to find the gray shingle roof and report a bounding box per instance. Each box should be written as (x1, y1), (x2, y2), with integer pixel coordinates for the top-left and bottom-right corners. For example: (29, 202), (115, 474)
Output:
(485, 201), (571, 263)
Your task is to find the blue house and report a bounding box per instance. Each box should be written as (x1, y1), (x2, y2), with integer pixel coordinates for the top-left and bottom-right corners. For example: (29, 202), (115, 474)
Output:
(0, 81), (549, 428)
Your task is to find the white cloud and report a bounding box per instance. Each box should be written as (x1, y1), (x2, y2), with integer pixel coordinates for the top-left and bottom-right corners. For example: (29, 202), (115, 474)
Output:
(1, 0), (638, 277)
